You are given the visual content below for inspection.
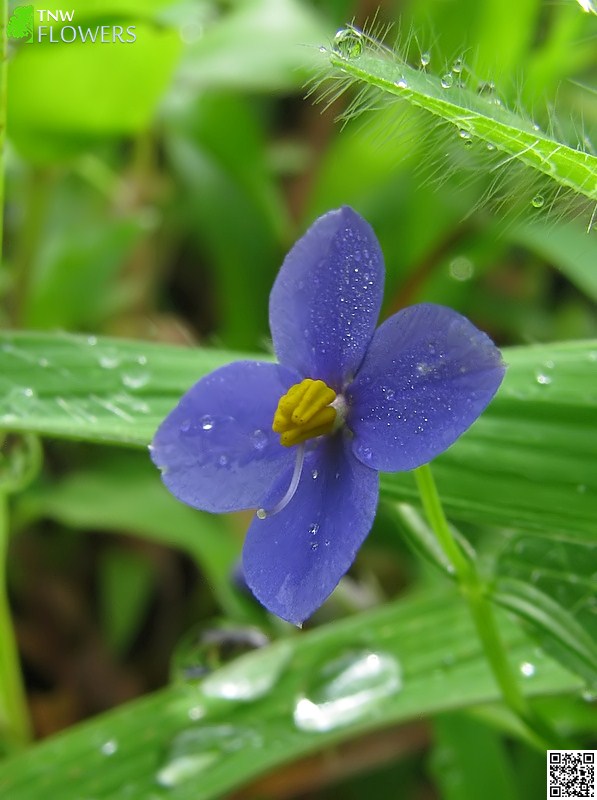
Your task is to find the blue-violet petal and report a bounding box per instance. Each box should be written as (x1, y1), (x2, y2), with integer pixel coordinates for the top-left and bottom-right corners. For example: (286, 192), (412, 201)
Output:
(269, 207), (384, 390)
(151, 361), (299, 513)
(242, 435), (379, 625)
(348, 303), (505, 471)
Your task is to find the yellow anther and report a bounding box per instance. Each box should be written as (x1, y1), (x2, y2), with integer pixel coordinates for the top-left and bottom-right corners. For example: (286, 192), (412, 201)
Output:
(273, 378), (337, 447)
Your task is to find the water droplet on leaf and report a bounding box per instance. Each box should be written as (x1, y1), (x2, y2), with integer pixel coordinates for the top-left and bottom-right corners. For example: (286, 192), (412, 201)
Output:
(441, 74), (454, 89)
(520, 662), (535, 677)
(531, 194), (545, 209)
(420, 52), (430, 67)
(201, 641), (292, 703)
(293, 650), (402, 733)
(172, 623), (269, 683)
(156, 726), (261, 788)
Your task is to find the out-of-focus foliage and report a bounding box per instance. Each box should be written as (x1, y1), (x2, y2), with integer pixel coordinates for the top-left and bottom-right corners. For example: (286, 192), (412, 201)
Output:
(1, 0), (596, 797)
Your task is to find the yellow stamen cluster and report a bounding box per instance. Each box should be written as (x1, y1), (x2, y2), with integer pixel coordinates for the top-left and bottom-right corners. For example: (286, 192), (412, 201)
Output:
(273, 379), (337, 447)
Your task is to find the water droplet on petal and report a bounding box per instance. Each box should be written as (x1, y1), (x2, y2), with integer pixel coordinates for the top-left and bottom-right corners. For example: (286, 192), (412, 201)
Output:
(308, 523), (320, 535)
(293, 650), (402, 733)
(251, 429), (267, 451)
(218, 454), (229, 467)
(200, 415), (214, 431)
(441, 74), (454, 89)
(311, 469), (319, 480)
(180, 419), (192, 433)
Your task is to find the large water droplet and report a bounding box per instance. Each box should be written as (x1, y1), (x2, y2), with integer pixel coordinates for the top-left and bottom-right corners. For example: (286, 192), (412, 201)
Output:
(333, 28), (363, 59)
(201, 641), (292, 703)
(531, 194), (545, 209)
(293, 650), (402, 733)
(172, 623), (269, 682)
(156, 726), (261, 788)
(440, 74), (454, 89)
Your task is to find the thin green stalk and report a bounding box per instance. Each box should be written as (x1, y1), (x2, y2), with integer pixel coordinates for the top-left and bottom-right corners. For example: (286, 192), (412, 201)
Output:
(0, 0), (7, 259)
(0, 489), (31, 749)
(414, 463), (558, 749)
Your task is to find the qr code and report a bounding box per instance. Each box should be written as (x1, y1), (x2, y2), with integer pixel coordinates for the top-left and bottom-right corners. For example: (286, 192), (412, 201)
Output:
(548, 751), (596, 799)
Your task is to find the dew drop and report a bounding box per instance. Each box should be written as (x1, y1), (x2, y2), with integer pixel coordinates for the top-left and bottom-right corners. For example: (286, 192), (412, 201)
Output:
(458, 129), (471, 140)
(87, 335), (98, 346)
(308, 523), (320, 535)
(311, 541), (319, 551)
(311, 469), (319, 480)
(395, 79), (408, 89)
(293, 650), (402, 733)
(451, 57), (463, 74)
(180, 419), (192, 433)
(420, 52), (430, 67)
(98, 354), (120, 369)
(449, 256), (474, 281)
(101, 739), (118, 756)
(172, 623), (269, 683)
(440, 73), (454, 89)
(256, 509), (267, 520)
(360, 447), (372, 462)
(122, 369), (149, 390)
(251, 429), (267, 451)
(218, 455), (229, 467)
(520, 662), (535, 677)
(531, 194), (545, 209)
(201, 641), (292, 703)
(332, 28), (363, 59)
(156, 726), (261, 788)
(200, 415), (214, 431)
(535, 372), (552, 386)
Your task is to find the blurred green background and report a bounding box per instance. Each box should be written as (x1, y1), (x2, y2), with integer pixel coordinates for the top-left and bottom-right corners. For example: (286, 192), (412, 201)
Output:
(1, 0), (596, 797)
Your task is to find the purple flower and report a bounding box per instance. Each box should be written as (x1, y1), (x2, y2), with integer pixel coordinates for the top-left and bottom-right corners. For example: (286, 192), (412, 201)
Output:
(151, 207), (505, 625)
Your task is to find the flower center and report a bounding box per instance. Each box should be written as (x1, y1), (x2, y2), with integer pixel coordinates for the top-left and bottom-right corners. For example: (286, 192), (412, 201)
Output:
(272, 378), (337, 447)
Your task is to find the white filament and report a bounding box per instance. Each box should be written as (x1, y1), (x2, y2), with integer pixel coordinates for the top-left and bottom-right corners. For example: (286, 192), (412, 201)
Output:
(257, 443), (306, 519)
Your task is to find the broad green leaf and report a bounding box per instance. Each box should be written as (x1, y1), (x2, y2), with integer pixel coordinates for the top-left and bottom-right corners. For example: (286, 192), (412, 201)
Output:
(0, 333), (596, 541)
(0, 591), (581, 799)
(493, 535), (597, 685)
(323, 26), (597, 212)
(8, 23), (181, 161)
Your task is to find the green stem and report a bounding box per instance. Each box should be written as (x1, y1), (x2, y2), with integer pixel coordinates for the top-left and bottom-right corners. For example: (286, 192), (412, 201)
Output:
(0, 489), (31, 749)
(414, 463), (557, 749)
(0, 0), (7, 261)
